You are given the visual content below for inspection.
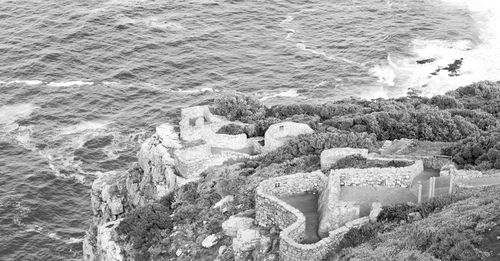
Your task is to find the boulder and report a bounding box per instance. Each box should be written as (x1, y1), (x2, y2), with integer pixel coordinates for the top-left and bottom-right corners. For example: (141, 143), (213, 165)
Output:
(369, 202), (383, 222)
(264, 122), (314, 150)
(320, 148), (369, 169)
(233, 229), (261, 261)
(222, 216), (255, 237)
(202, 234), (220, 248)
(213, 195), (234, 212)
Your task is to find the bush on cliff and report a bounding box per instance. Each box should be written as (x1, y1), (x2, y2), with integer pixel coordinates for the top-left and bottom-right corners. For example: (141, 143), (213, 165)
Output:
(116, 203), (174, 261)
(428, 95), (463, 109)
(212, 93), (266, 122)
(442, 132), (500, 169)
(446, 80), (500, 117)
(261, 131), (379, 166)
(268, 101), (364, 120)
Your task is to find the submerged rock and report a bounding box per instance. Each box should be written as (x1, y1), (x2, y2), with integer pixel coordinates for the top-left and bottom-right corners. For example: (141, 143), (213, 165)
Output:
(416, 58), (436, 64)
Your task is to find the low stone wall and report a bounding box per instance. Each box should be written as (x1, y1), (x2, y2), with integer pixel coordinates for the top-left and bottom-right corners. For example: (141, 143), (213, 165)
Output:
(377, 154), (452, 170)
(255, 172), (368, 261)
(331, 158), (423, 188)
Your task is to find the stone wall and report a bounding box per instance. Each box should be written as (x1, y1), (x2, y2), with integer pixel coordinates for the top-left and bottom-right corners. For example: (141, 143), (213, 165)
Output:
(377, 154), (452, 170)
(318, 173), (359, 238)
(255, 172), (368, 261)
(331, 158), (423, 188)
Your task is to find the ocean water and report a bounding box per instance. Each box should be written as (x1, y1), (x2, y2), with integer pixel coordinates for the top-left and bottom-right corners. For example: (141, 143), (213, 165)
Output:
(0, 0), (497, 260)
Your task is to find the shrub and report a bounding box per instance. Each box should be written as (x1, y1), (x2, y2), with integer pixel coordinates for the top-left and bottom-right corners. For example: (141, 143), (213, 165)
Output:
(447, 80), (500, 116)
(377, 193), (469, 223)
(267, 102), (363, 120)
(211, 93), (267, 122)
(348, 106), (480, 141)
(428, 95), (463, 109)
(216, 124), (247, 135)
(442, 132), (500, 169)
(261, 131), (379, 166)
(116, 203), (173, 260)
(449, 109), (499, 131)
(338, 222), (382, 249)
(330, 155), (413, 170)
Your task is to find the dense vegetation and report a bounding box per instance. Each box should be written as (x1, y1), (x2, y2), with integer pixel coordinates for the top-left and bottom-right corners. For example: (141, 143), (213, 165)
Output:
(442, 132), (500, 169)
(329, 154), (413, 170)
(213, 81), (500, 169)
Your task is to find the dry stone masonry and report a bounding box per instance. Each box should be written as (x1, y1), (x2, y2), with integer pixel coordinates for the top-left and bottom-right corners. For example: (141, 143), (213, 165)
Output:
(255, 172), (369, 261)
(331, 158), (424, 187)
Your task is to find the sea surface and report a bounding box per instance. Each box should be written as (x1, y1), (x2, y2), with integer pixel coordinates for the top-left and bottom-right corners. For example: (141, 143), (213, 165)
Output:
(0, 0), (498, 260)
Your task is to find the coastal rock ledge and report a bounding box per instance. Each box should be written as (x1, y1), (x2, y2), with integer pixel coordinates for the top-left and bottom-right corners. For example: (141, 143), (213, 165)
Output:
(83, 106), (264, 261)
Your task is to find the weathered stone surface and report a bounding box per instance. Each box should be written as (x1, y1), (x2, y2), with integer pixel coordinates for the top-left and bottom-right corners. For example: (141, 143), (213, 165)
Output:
(455, 169), (483, 179)
(202, 234), (220, 248)
(369, 202), (383, 222)
(136, 124), (188, 204)
(222, 216), (254, 237)
(318, 172), (360, 238)
(345, 216), (369, 229)
(174, 144), (252, 178)
(91, 171), (128, 225)
(331, 159), (423, 188)
(264, 122), (314, 151)
(233, 229), (261, 261)
(179, 105), (235, 142)
(213, 195), (234, 212)
(320, 148), (369, 169)
(84, 220), (125, 261)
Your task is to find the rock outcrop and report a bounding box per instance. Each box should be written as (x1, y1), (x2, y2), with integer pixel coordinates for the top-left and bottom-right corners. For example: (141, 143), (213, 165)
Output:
(83, 220), (125, 261)
(84, 106), (267, 261)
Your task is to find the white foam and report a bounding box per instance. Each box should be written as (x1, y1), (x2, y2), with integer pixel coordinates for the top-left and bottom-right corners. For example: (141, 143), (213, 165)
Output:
(175, 87), (218, 94)
(47, 81), (93, 87)
(60, 121), (108, 135)
(371, 0), (500, 97)
(102, 81), (118, 85)
(145, 18), (183, 31)
(7, 80), (43, 85)
(0, 103), (38, 125)
(260, 89), (300, 101)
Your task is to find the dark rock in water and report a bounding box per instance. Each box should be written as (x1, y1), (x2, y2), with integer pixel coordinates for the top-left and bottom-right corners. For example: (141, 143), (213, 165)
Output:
(442, 58), (463, 76)
(416, 58), (436, 64)
(429, 58), (463, 77)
